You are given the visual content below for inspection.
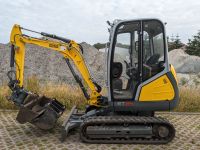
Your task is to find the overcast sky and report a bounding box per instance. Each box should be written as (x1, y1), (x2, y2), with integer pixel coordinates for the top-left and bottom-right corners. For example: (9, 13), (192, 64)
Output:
(0, 0), (200, 44)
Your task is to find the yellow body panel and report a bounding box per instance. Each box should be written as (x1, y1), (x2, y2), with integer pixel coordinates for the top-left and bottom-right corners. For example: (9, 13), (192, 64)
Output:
(139, 74), (175, 101)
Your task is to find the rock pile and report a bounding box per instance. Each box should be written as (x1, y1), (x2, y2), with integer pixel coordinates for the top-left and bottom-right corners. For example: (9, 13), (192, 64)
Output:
(168, 47), (200, 87)
(169, 48), (200, 73)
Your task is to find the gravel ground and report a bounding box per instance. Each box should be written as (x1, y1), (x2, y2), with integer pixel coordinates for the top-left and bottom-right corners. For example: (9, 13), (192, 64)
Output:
(0, 111), (200, 150)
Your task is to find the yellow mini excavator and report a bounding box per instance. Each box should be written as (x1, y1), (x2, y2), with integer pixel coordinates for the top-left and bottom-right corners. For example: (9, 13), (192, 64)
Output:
(7, 18), (179, 144)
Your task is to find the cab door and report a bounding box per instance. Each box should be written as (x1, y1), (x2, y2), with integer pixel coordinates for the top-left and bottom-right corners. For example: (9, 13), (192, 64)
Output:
(109, 21), (142, 101)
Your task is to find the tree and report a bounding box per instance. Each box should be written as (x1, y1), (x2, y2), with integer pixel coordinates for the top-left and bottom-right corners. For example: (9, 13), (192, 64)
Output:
(93, 43), (106, 49)
(174, 35), (182, 48)
(186, 31), (200, 56)
(168, 34), (183, 51)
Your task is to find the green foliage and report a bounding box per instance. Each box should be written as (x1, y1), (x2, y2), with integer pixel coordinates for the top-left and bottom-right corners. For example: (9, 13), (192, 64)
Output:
(115, 43), (130, 49)
(180, 78), (188, 86)
(93, 43), (106, 49)
(167, 35), (183, 51)
(186, 31), (200, 56)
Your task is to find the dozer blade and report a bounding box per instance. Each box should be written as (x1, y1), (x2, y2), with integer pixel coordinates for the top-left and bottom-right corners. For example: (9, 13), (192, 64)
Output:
(59, 106), (108, 142)
(16, 93), (65, 130)
(60, 105), (85, 142)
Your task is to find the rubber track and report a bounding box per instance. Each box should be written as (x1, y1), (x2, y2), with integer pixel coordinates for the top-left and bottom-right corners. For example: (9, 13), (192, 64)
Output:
(80, 116), (175, 144)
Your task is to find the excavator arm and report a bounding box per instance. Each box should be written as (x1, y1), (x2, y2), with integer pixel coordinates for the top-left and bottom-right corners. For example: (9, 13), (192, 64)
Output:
(8, 24), (102, 107)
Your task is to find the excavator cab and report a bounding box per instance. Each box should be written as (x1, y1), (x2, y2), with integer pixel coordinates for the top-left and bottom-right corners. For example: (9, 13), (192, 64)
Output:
(108, 19), (178, 113)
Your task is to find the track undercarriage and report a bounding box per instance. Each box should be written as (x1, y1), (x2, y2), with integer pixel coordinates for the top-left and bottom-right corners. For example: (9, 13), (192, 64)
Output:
(61, 106), (175, 144)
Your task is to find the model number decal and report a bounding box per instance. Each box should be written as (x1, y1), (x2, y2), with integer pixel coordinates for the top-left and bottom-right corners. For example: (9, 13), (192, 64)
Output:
(49, 43), (59, 48)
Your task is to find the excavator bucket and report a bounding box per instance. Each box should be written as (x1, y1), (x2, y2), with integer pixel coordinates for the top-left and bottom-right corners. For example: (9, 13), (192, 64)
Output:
(16, 94), (65, 130)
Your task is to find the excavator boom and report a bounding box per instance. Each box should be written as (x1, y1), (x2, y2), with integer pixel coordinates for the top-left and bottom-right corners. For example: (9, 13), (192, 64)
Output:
(9, 24), (102, 107)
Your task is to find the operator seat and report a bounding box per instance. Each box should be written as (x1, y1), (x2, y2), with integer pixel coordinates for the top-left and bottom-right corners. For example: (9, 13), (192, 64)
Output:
(146, 53), (160, 65)
(112, 62), (123, 90)
(143, 53), (162, 79)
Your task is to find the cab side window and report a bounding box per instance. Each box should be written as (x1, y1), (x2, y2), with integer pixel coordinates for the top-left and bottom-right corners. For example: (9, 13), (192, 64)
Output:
(142, 21), (165, 81)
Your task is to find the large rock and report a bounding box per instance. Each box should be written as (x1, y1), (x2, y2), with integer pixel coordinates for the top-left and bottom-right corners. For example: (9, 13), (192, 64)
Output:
(169, 48), (200, 73)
